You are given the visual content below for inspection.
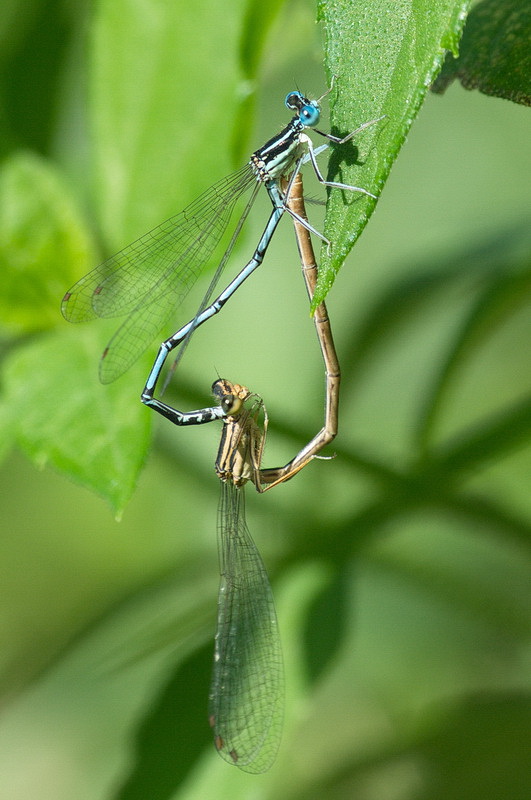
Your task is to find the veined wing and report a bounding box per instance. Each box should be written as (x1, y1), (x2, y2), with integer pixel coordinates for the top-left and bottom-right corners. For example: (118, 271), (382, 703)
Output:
(63, 165), (260, 382)
(62, 164), (256, 322)
(209, 483), (284, 773)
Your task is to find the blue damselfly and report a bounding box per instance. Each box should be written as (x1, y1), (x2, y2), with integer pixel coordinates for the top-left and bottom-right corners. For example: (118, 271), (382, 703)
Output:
(62, 87), (381, 392)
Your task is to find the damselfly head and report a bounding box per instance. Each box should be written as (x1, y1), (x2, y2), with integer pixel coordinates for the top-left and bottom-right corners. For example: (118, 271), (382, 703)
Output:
(212, 378), (251, 416)
(284, 91), (320, 128)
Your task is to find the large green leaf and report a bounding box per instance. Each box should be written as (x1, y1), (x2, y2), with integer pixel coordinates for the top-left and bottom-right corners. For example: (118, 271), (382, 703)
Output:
(91, 0), (249, 250)
(314, 0), (470, 307)
(2, 328), (150, 512)
(0, 152), (96, 334)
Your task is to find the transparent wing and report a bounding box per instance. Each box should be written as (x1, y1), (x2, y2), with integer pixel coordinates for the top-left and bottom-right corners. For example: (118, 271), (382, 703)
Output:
(62, 165), (256, 322)
(61, 164), (257, 381)
(209, 483), (284, 773)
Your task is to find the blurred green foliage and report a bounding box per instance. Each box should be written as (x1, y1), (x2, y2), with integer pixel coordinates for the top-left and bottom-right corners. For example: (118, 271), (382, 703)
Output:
(0, 2), (530, 799)
(433, 0), (531, 105)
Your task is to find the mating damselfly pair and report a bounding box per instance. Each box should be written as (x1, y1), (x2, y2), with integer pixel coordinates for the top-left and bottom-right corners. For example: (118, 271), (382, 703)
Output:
(62, 85), (382, 772)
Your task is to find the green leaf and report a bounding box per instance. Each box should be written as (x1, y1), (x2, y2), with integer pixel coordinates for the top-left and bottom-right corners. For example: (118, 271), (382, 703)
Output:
(314, 0), (470, 307)
(2, 328), (151, 513)
(231, 0), (288, 161)
(433, 0), (531, 105)
(0, 152), (96, 334)
(91, 0), (249, 250)
(239, 0), (287, 80)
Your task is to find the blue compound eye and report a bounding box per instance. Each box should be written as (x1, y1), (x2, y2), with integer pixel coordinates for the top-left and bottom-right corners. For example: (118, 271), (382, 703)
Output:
(299, 102), (320, 127)
(285, 92), (320, 126)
